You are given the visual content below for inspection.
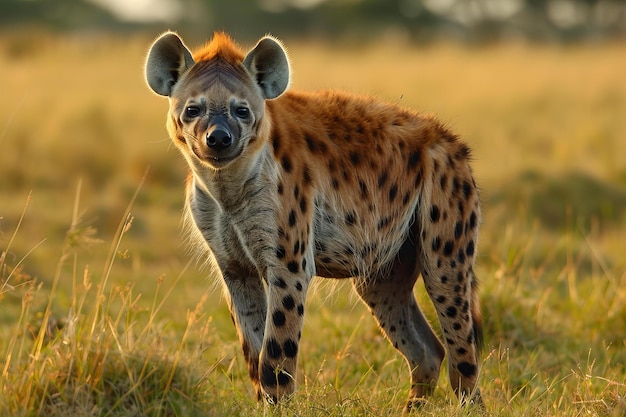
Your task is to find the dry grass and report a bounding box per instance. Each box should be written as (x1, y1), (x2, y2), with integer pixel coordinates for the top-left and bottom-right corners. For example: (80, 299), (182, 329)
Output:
(1, 32), (626, 416)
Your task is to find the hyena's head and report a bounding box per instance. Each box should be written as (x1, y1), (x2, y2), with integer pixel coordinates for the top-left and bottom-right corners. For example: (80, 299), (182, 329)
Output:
(145, 32), (290, 170)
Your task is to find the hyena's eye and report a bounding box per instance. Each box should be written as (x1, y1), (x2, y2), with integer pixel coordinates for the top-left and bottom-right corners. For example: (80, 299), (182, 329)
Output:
(185, 106), (202, 118)
(234, 106), (250, 119)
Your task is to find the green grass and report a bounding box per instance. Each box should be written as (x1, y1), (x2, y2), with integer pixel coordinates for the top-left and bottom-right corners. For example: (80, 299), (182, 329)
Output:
(1, 32), (626, 415)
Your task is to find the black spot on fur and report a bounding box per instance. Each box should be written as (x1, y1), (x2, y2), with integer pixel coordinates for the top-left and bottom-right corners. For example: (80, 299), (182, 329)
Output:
(466, 240), (475, 257)
(454, 221), (463, 239)
(463, 181), (472, 200)
(377, 216), (391, 231)
(297, 304), (304, 316)
(407, 150), (421, 169)
(277, 183), (284, 195)
(345, 211), (356, 226)
(276, 246), (286, 259)
(272, 132), (282, 153)
(457, 362), (477, 378)
(301, 258), (307, 271)
(456, 144), (471, 160)
(266, 338), (282, 359)
(282, 295), (296, 310)
(304, 134), (318, 153)
(430, 205), (440, 223)
(457, 249), (466, 264)
(261, 363), (290, 387)
(469, 211), (477, 229)
(388, 183), (398, 202)
(432, 237), (441, 252)
(443, 241), (454, 256)
(288, 210), (296, 227)
(446, 306), (458, 318)
(287, 261), (299, 273)
(378, 171), (388, 188)
(303, 167), (312, 186)
(331, 178), (339, 189)
(299, 197), (307, 214)
(436, 295), (446, 304)
(358, 179), (368, 199)
(295, 281), (303, 291)
(349, 151), (361, 166)
(283, 339), (298, 358)
(272, 310), (286, 327)
(273, 277), (287, 289)
(453, 177), (460, 194)
(453, 322), (462, 330)
(293, 241), (300, 256)
(440, 173), (448, 190)
(281, 155), (292, 173)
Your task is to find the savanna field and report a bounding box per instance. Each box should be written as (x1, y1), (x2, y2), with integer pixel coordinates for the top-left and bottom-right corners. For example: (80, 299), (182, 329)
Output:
(1, 32), (625, 416)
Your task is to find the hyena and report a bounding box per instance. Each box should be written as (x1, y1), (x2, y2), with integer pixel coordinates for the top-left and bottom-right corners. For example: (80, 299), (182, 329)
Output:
(145, 31), (483, 411)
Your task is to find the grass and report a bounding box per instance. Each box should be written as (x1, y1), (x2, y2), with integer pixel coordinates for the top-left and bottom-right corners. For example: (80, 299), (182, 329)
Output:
(1, 31), (626, 415)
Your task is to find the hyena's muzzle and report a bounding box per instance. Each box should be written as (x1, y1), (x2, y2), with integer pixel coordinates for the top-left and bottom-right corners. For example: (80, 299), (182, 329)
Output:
(206, 114), (233, 153)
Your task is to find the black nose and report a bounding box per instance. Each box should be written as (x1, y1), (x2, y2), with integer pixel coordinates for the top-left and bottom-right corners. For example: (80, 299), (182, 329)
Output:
(206, 127), (232, 150)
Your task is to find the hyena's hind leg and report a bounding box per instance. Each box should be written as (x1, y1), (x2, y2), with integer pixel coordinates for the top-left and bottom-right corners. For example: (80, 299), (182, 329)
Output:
(419, 157), (483, 405)
(352, 236), (446, 411)
(221, 263), (268, 400)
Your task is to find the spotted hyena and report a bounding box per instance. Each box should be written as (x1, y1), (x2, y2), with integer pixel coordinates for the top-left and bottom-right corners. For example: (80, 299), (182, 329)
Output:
(145, 31), (483, 410)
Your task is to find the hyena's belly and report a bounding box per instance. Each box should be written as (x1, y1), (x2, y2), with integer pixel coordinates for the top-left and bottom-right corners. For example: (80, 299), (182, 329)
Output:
(312, 198), (415, 279)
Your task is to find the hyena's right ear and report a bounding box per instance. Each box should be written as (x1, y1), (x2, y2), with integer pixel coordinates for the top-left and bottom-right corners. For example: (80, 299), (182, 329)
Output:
(145, 32), (195, 97)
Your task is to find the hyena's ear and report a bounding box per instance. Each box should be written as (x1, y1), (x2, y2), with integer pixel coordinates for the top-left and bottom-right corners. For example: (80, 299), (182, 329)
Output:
(145, 32), (195, 96)
(243, 36), (290, 100)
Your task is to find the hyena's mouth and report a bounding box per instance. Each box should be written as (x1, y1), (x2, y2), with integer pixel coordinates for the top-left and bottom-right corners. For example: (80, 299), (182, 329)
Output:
(193, 146), (243, 168)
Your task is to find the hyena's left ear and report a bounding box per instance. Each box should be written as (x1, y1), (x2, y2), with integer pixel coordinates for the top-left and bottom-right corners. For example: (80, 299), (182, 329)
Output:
(243, 36), (290, 100)
(145, 31), (195, 96)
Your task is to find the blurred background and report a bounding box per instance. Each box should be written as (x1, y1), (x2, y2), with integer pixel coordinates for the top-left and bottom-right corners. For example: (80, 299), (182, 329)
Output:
(2, 0), (626, 43)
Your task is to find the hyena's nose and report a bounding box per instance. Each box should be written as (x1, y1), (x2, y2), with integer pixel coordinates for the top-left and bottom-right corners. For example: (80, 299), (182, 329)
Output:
(206, 127), (232, 150)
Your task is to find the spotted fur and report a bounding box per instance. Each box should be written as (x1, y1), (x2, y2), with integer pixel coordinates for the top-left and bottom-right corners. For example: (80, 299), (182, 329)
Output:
(145, 31), (483, 410)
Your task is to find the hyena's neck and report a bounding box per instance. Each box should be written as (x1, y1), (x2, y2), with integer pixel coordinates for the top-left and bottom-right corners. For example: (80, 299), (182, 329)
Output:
(190, 144), (279, 212)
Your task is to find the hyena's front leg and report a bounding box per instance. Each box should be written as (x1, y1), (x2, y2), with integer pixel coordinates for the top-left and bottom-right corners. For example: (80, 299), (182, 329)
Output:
(257, 204), (314, 402)
(222, 267), (268, 400)
(258, 267), (310, 402)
